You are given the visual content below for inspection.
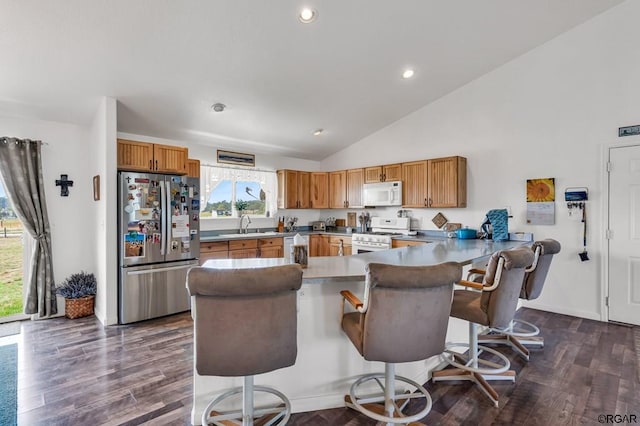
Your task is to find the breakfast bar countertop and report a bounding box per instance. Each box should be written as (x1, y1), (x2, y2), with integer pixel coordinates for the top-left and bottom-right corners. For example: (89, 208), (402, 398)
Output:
(193, 237), (529, 425)
(202, 238), (527, 282)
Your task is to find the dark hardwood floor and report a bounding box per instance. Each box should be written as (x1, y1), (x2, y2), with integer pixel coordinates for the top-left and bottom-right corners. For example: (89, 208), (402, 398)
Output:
(7, 308), (638, 425)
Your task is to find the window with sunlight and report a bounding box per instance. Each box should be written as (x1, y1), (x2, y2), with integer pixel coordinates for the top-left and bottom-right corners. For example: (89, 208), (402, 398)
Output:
(200, 165), (277, 219)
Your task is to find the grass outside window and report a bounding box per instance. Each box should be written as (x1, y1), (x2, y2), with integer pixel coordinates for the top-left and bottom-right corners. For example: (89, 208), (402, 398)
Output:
(0, 219), (23, 317)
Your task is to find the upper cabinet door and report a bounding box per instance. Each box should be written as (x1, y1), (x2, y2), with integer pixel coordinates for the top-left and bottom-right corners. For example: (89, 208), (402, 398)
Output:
(383, 164), (402, 182)
(346, 168), (364, 208)
(329, 170), (347, 208)
(310, 172), (329, 209)
(277, 170), (298, 209)
(117, 139), (154, 172)
(186, 159), (200, 178)
(153, 144), (188, 175)
(402, 160), (428, 208)
(428, 156), (467, 208)
(297, 171), (311, 209)
(364, 166), (383, 183)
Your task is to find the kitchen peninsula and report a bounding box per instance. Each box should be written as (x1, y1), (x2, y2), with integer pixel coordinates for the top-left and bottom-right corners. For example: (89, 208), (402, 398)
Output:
(190, 238), (526, 425)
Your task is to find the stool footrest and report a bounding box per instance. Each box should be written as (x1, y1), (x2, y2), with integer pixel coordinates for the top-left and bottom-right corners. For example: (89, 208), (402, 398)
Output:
(346, 371), (432, 424)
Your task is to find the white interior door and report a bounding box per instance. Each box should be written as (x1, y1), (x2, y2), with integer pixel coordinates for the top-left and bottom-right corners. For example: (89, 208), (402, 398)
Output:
(609, 144), (640, 325)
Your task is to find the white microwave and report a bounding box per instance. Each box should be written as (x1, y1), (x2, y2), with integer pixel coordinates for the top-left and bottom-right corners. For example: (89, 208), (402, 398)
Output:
(363, 181), (402, 207)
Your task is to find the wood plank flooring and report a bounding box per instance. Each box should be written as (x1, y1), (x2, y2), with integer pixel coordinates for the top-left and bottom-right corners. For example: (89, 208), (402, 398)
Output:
(6, 308), (638, 425)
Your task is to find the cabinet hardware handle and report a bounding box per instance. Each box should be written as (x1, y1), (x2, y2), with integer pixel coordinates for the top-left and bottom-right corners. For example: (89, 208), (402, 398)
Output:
(429, 197), (432, 207)
(424, 198), (428, 206)
(380, 173), (383, 181)
(382, 173), (386, 181)
(149, 160), (152, 170)
(155, 160), (158, 170)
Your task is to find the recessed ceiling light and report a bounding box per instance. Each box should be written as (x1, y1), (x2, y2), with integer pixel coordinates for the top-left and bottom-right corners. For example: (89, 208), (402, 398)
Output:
(211, 103), (226, 112)
(299, 8), (317, 23)
(402, 69), (415, 79)
(313, 129), (323, 136)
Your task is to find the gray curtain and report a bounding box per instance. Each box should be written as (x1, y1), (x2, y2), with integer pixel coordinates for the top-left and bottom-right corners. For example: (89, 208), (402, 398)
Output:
(0, 137), (56, 317)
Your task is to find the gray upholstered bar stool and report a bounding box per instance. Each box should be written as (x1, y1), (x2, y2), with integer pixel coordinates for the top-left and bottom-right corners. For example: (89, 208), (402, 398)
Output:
(340, 262), (462, 425)
(476, 239), (561, 360)
(186, 264), (303, 426)
(432, 247), (534, 407)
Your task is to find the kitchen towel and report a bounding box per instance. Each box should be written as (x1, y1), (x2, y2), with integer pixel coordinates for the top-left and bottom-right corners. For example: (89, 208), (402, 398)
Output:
(486, 209), (509, 241)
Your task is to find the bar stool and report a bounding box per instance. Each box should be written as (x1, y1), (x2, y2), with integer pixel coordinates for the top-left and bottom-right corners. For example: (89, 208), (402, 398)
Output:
(432, 247), (534, 407)
(340, 262), (462, 425)
(186, 264), (303, 426)
(472, 239), (561, 360)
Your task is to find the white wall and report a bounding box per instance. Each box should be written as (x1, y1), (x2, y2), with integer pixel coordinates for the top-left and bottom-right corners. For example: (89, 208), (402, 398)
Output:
(321, 1), (640, 321)
(90, 97), (118, 325)
(0, 114), (96, 316)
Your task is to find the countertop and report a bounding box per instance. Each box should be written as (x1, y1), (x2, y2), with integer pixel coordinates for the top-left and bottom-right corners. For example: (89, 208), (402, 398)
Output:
(201, 238), (527, 282)
(199, 230), (438, 243)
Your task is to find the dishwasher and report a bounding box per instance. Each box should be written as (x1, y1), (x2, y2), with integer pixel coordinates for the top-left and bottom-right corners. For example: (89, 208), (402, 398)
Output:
(283, 235), (309, 261)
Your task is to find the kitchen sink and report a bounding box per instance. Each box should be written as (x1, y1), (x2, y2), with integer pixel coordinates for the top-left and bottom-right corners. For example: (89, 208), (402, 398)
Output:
(218, 231), (279, 238)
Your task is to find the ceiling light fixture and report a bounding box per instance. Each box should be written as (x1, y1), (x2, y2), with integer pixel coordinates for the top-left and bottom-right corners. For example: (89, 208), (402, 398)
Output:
(402, 69), (415, 79)
(313, 129), (323, 136)
(211, 103), (226, 112)
(298, 8), (317, 23)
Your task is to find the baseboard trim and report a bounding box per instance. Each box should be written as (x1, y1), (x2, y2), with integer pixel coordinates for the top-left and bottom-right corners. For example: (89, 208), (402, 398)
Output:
(520, 302), (601, 321)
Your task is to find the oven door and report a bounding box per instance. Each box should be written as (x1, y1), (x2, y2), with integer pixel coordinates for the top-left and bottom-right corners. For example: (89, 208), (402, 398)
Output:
(353, 244), (389, 254)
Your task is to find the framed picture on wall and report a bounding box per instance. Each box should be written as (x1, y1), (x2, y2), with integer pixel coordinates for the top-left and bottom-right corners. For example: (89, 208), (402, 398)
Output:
(217, 150), (255, 167)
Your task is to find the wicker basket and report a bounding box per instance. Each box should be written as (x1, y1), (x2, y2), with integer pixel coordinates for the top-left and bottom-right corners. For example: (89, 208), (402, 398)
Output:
(64, 295), (95, 319)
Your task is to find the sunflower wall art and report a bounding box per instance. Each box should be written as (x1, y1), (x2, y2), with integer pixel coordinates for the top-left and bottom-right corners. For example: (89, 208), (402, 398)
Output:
(526, 178), (555, 225)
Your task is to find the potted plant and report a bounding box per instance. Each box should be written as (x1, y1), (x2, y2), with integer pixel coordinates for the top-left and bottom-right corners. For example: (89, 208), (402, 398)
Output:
(235, 200), (248, 214)
(56, 271), (97, 319)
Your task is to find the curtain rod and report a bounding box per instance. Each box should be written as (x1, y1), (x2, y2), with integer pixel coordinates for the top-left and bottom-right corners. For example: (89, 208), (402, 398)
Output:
(201, 162), (275, 173)
(1, 137), (48, 145)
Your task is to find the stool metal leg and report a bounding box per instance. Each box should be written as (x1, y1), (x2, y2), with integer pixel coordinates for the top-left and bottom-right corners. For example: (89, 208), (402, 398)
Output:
(243, 376), (254, 426)
(384, 363), (395, 425)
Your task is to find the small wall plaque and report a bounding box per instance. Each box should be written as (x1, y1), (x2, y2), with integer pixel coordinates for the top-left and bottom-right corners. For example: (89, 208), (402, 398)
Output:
(619, 125), (640, 137)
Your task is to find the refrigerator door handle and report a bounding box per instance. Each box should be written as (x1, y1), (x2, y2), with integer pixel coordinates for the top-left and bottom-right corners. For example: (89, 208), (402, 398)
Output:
(126, 264), (194, 275)
(160, 180), (167, 256)
(164, 180), (172, 256)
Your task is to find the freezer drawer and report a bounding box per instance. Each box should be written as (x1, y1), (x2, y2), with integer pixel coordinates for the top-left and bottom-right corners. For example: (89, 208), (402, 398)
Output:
(119, 260), (197, 324)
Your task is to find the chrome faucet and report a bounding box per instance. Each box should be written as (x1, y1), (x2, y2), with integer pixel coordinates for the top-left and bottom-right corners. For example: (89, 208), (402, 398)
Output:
(239, 214), (252, 234)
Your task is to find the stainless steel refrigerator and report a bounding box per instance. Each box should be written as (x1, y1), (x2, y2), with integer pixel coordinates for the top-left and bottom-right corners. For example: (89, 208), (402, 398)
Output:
(118, 171), (200, 324)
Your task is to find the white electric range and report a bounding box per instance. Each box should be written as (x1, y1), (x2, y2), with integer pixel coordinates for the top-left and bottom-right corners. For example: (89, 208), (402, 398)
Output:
(351, 217), (415, 253)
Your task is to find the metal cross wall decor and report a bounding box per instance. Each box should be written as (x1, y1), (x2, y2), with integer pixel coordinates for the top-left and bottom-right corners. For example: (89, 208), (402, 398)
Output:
(55, 174), (74, 196)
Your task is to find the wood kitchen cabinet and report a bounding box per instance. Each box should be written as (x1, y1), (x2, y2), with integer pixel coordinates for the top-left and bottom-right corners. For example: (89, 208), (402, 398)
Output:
(228, 239), (258, 259)
(402, 160), (429, 207)
(329, 236), (352, 256)
(401, 157), (467, 208)
(309, 234), (330, 256)
(329, 169), (363, 208)
(277, 170), (310, 209)
(328, 171), (347, 208)
(186, 159), (200, 178)
(364, 164), (402, 183)
(428, 156), (467, 208)
(258, 237), (283, 258)
(346, 168), (364, 208)
(117, 139), (188, 175)
(309, 172), (329, 209)
(392, 239), (426, 248)
(199, 241), (229, 264)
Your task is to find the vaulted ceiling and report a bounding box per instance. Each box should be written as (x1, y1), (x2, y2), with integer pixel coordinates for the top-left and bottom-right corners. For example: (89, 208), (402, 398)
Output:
(0, 0), (624, 160)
